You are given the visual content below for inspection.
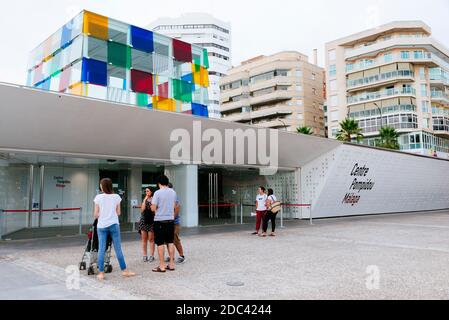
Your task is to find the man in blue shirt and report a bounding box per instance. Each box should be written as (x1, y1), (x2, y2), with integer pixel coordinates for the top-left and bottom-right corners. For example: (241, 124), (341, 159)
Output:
(168, 183), (186, 264)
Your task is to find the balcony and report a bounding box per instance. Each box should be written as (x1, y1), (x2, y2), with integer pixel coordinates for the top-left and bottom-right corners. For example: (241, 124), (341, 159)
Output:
(347, 87), (416, 105)
(249, 90), (294, 106)
(430, 75), (449, 86)
(222, 112), (252, 122)
(347, 70), (414, 91)
(220, 99), (249, 112)
(431, 91), (449, 105)
(433, 116), (449, 136)
(358, 113), (418, 135)
(346, 52), (434, 74)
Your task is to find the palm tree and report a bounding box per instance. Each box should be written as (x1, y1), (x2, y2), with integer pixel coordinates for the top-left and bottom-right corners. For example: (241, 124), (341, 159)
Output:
(336, 118), (364, 142)
(296, 126), (313, 135)
(376, 126), (400, 150)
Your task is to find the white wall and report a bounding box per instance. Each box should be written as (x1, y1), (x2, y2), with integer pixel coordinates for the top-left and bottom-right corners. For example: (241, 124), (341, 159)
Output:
(302, 144), (449, 218)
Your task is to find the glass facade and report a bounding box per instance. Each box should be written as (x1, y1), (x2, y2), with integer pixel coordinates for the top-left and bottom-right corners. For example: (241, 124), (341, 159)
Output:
(26, 11), (210, 117)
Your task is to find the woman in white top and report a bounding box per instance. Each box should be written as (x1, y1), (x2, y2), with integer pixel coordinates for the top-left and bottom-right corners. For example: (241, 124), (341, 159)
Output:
(261, 188), (278, 237)
(94, 178), (135, 280)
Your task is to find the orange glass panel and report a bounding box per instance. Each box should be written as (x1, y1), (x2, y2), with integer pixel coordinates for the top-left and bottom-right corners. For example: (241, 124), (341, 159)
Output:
(68, 82), (84, 96)
(200, 66), (209, 87)
(153, 96), (176, 112)
(83, 11), (108, 40)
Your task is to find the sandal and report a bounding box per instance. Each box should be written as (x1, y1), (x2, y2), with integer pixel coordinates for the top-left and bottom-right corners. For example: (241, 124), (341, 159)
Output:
(166, 265), (175, 271)
(152, 266), (166, 273)
(122, 270), (136, 277)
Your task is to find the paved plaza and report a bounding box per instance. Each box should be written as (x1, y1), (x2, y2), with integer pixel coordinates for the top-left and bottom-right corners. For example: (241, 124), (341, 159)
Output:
(2, 210), (449, 300)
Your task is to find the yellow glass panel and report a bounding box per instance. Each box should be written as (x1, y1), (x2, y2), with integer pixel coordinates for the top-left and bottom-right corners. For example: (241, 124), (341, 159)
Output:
(154, 97), (176, 112)
(68, 82), (84, 96)
(200, 66), (209, 87)
(83, 11), (108, 40)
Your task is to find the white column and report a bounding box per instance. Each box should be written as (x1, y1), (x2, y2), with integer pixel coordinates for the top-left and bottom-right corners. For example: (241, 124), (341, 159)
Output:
(129, 166), (143, 224)
(165, 165), (198, 227)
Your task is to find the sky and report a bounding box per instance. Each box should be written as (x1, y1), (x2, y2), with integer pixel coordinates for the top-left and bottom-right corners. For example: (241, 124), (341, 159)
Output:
(0, 0), (448, 85)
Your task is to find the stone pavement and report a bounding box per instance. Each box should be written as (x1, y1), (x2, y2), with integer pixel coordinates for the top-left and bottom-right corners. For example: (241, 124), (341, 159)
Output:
(2, 210), (449, 299)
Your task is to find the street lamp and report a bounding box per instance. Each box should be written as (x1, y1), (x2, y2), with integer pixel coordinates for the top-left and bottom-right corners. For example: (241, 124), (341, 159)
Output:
(277, 118), (288, 131)
(373, 102), (383, 130)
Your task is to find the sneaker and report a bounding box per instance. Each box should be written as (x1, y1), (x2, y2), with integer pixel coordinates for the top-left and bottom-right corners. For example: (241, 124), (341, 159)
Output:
(176, 256), (186, 264)
(148, 256), (155, 263)
(251, 231), (258, 235)
(143, 256), (148, 262)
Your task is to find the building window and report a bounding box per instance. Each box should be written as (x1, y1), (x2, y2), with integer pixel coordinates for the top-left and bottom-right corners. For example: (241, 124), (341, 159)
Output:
(296, 85), (302, 91)
(346, 63), (354, 72)
(401, 51), (410, 59)
(384, 52), (393, 63)
(328, 49), (336, 61)
(330, 110), (339, 122)
(422, 100), (429, 113)
(421, 84), (427, 96)
(329, 79), (337, 91)
(329, 64), (336, 77)
(330, 95), (338, 107)
(311, 73), (316, 80)
(419, 67), (425, 80)
(296, 70), (303, 77)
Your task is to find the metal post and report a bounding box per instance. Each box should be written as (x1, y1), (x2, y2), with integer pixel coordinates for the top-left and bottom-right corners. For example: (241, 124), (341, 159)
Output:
(234, 205), (237, 224)
(309, 206), (313, 225)
(0, 209), (4, 240)
(78, 207), (83, 235)
(280, 205), (284, 228)
(27, 165), (34, 228)
(38, 165), (44, 228)
(132, 206), (136, 232)
(240, 203), (243, 225)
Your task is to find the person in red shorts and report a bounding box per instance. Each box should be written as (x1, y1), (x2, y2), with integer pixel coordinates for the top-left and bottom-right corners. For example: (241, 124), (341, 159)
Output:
(252, 186), (267, 235)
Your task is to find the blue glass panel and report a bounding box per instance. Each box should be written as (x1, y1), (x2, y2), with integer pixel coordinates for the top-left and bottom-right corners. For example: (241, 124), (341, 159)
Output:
(81, 58), (107, 86)
(181, 73), (193, 83)
(130, 26), (154, 53)
(192, 103), (209, 117)
(61, 23), (72, 48)
(41, 78), (51, 91)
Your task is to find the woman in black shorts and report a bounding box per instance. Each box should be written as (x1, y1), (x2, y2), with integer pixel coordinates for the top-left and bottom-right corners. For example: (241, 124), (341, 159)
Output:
(139, 188), (155, 262)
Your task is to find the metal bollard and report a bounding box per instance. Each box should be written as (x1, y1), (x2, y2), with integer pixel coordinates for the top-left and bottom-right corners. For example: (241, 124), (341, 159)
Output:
(309, 206), (313, 225)
(78, 208), (83, 235)
(240, 203), (243, 225)
(280, 205), (284, 228)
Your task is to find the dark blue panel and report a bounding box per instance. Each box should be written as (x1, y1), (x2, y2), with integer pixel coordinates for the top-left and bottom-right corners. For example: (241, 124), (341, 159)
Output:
(81, 58), (107, 86)
(192, 103), (209, 118)
(131, 26), (154, 53)
(181, 73), (193, 83)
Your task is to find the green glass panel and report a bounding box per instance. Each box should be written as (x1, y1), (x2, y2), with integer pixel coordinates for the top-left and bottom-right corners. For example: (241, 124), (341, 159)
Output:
(203, 49), (209, 69)
(108, 41), (131, 69)
(172, 79), (192, 103)
(137, 92), (149, 107)
(193, 54), (201, 66)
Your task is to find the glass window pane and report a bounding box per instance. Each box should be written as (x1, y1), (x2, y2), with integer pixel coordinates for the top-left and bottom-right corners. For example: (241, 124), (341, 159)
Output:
(131, 49), (153, 73)
(86, 36), (107, 62)
(83, 11), (109, 41)
(130, 25), (154, 53)
(108, 19), (128, 45)
(131, 69), (153, 95)
(81, 58), (107, 86)
(173, 39), (192, 63)
(85, 83), (107, 99)
(108, 41), (131, 68)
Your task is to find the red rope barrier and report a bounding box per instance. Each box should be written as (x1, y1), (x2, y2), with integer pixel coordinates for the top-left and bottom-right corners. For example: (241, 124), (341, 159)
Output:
(1, 208), (82, 213)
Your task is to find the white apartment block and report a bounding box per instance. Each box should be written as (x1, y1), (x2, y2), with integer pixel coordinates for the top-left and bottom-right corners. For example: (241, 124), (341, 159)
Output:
(147, 13), (232, 118)
(326, 21), (449, 158)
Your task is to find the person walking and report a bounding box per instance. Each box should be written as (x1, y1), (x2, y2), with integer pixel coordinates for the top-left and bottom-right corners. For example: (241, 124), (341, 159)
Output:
(151, 175), (177, 273)
(94, 178), (136, 281)
(139, 188), (155, 262)
(252, 186), (267, 235)
(261, 188), (279, 237)
(165, 183), (186, 264)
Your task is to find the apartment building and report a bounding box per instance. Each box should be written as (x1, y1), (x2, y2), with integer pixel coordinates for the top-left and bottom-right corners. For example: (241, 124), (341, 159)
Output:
(148, 13), (232, 118)
(326, 21), (449, 157)
(219, 51), (325, 135)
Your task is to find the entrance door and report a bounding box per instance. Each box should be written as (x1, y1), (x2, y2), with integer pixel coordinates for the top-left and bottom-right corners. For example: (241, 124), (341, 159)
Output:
(99, 170), (129, 224)
(198, 168), (238, 226)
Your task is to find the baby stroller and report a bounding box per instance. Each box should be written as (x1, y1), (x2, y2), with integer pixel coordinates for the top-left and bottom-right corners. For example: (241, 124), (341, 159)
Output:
(79, 219), (113, 275)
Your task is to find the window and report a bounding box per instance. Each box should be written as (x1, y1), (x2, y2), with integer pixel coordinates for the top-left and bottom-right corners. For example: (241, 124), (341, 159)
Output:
(423, 118), (429, 129)
(329, 65), (336, 77)
(421, 100), (429, 113)
(330, 95), (338, 107)
(331, 128), (338, 137)
(311, 73), (316, 80)
(419, 67), (425, 80)
(330, 110), (339, 122)
(421, 84), (428, 96)
(329, 79), (337, 91)
(346, 63), (354, 72)
(384, 52), (393, 63)
(296, 85), (302, 91)
(401, 51), (410, 59)
(296, 70), (303, 77)
(328, 49), (336, 61)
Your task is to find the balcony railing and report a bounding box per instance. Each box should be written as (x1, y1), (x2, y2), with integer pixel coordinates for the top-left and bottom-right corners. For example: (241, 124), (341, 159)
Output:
(430, 75), (449, 85)
(346, 52), (433, 73)
(431, 90), (449, 103)
(347, 70), (414, 89)
(347, 87), (416, 105)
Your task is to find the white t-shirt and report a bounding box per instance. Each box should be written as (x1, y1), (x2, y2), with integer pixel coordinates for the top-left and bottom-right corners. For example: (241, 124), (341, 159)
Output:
(267, 195), (277, 203)
(256, 194), (268, 211)
(151, 188), (177, 222)
(94, 193), (122, 228)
